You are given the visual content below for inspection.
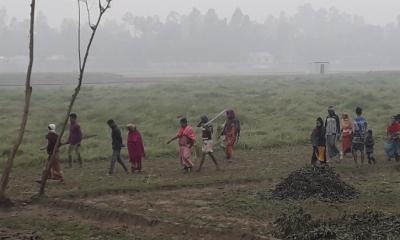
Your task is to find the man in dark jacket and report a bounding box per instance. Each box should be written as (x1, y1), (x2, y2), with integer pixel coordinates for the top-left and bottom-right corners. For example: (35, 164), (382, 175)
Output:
(107, 119), (128, 175)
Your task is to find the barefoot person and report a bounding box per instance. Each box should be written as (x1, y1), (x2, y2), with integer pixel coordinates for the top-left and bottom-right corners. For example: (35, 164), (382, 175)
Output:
(340, 113), (353, 160)
(127, 124), (146, 173)
(352, 107), (368, 164)
(167, 117), (196, 173)
(107, 119), (128, 175)
(197, 115), (220, 172)
(220, 109), (241, 162)
(325, 106), (340, 162)
(66, 113), (83, 168)
(38, 124), (64, 184)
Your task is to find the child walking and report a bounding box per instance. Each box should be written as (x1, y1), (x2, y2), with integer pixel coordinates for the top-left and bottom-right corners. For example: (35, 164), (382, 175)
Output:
(365, 129), (376, 165)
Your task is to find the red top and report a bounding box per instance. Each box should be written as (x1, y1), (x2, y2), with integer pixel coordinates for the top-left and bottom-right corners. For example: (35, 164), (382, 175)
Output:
(127, 130), (145, 158)
(388, 122), (400, 134)
(177, 125), (196, 146)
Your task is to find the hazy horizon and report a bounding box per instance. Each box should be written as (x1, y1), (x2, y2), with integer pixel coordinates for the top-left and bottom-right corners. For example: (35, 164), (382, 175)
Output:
(1, 0), (400, 27)
(2, 0), (400, 73)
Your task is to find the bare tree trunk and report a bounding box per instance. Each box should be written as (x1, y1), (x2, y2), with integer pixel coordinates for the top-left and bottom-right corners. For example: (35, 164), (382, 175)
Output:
(0, 0), (36, 205)
(39, 0), (112, 196)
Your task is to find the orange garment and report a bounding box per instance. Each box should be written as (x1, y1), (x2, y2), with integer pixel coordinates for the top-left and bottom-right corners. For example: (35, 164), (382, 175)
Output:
(45, 152), (64, 181)
(45, 132), (64, 181)
(317, 146), (326, 162)
(224, 122), (238, 159)
(176, 125), (196, 167)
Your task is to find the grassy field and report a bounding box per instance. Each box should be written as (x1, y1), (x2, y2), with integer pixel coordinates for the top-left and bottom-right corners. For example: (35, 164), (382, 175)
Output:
(1, 72), (399, 165)
(1, 72), (400, 239)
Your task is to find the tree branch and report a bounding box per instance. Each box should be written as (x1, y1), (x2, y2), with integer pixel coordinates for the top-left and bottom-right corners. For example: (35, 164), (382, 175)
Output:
(0, 0), (35, 203)
(39, 0), (113, 196)
(77, 0), (82, 70)
(84, 0), (93, 29)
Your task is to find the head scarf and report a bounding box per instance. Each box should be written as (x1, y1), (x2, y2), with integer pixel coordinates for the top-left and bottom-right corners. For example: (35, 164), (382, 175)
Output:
(226, 109), (236, 120)
(48, 124), (56, 133)
(127, 123), (136, 131)
(341, 113), (352, 129)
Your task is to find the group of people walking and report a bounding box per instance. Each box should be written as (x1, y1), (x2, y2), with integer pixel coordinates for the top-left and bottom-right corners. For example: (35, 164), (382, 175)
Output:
(41, 110), (241, 182)
(166, 110), (241, 173)
(107, 120), (146, 175)
(40, 105), (400, 184)
(311, 106), (400, 165)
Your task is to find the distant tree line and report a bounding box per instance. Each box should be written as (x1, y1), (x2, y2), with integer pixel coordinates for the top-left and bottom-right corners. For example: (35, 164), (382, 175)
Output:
(2, 4), (400, 72)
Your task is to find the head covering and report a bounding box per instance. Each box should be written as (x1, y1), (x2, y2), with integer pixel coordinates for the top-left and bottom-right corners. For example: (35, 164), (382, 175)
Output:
(48, 124), (56, 133)
(226, 109), (236, 120)
(328, 106), (335, 112)
(126, 123), (136, 131)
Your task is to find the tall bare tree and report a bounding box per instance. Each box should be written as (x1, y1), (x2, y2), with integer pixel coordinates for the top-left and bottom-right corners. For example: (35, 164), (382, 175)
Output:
(0, 0), (36, 206)
(39, 0), (112, 195)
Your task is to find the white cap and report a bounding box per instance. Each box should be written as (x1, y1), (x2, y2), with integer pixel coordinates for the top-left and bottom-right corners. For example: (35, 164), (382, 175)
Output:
(48, 124), (56, 131)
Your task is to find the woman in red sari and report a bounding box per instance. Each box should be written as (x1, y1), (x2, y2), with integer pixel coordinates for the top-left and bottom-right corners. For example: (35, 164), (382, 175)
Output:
(127, 124), (145, 173)
(340, 113), (353, 160)
(37, 124), (64, 184)
(220, 110), (241, 161)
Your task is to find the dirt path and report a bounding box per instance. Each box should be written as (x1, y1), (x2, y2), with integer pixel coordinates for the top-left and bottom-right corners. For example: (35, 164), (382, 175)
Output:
(1, 181), (277, 240)
(2, 147), (400, 239)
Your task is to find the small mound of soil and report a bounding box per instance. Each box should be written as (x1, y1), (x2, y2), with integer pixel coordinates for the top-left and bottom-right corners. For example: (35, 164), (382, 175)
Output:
(274, 208), (400, 240)
(271, 165), (358, 202)
(0, 228), (41, 240)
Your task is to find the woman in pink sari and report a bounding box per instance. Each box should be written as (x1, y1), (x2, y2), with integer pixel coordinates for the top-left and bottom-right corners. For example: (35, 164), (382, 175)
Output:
(167, 118), (196, 173)
(340, 113), (353, 160)
(127, 124), (145, 173)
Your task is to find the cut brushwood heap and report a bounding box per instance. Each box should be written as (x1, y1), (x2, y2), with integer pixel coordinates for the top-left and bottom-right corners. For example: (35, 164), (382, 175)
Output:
(270, 165), (359, 202)
(273, 208), (400, 240)
(0, 228), (41, 240)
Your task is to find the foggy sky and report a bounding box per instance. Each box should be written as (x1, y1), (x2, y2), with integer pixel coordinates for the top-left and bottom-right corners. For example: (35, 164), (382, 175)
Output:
(1, 0), (400, 27)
